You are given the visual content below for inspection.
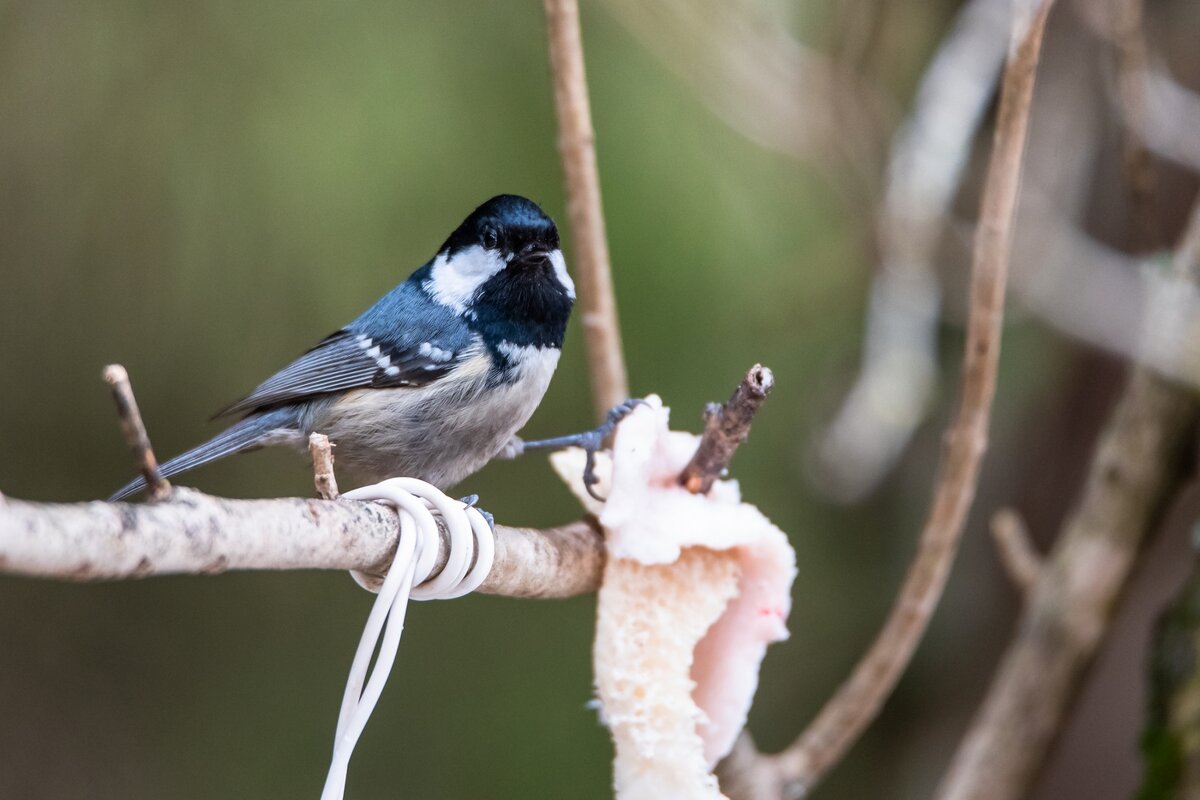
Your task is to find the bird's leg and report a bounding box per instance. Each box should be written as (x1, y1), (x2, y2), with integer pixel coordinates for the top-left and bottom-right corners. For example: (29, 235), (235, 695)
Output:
(507, 398), (647, 500)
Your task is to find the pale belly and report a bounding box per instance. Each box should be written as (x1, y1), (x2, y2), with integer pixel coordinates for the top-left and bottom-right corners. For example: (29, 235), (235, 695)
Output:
(309, 348), (560, 488)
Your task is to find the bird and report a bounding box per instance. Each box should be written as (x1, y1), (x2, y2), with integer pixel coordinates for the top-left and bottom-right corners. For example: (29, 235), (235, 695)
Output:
(111, 194), (633, 502)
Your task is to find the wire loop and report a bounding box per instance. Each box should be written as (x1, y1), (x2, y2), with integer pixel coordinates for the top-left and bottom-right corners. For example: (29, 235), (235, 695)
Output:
(320, 478), (494, 800)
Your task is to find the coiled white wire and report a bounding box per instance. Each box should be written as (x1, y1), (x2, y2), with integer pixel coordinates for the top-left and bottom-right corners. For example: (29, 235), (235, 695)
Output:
(320, 478), (495, 800)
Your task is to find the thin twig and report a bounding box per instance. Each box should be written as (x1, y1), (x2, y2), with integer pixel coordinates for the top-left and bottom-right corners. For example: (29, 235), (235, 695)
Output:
(934, 198), (1200, 800)
(1111, 0), (1160, 250)
(766, 2), (1056, 795)
(309, 433), (339, 500)
(679, 365), (775, 494)
(0, 489), (604, 599)
(989, 508), (1042, 594)
(715, 732), (789, 800)
(103, 364), (170, 502)
(543, 0), (629, 421)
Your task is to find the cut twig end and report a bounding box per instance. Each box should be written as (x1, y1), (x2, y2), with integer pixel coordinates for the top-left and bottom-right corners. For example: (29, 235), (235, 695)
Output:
(679, 364), (776, 495)
(747, 364), (775, 398)
(102, 364), (129, 387)
(104, 363), (171, 502)
(309, 433), (339, 501)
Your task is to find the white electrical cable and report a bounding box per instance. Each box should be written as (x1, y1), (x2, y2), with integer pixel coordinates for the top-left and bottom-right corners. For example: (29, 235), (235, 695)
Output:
(320, 478), (495, 800)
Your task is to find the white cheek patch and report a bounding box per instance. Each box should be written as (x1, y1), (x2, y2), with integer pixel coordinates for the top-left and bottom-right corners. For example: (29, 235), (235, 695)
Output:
(549, 249), (575, 299)
(425, 244), (507, 313)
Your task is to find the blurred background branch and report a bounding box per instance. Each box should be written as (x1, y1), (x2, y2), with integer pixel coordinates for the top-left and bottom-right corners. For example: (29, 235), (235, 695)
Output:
(766, 2), (1056, 794)
(935, 197), (1200, 800)
(597, 0), (888, 189)
(811, 0), (1010, 502)
(1138, 67), (1200, 172)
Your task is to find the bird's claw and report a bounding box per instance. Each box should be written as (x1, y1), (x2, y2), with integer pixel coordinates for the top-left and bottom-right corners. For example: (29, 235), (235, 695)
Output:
(582, 450), (603, 501)
(458, 494), (494, 531)
(581, 398), (647, 501)
(518, 398), (648, 502)
(592, 397), (649, 442)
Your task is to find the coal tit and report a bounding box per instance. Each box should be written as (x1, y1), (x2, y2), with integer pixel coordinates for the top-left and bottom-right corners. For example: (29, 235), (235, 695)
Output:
(111, 194), (610, 501)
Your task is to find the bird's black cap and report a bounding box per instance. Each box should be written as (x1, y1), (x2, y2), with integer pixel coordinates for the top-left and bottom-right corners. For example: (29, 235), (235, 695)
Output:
(441, 195), (559, 256)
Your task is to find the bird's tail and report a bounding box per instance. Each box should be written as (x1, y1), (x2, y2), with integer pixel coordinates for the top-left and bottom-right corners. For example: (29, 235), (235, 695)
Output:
(109, 408), (300, 501)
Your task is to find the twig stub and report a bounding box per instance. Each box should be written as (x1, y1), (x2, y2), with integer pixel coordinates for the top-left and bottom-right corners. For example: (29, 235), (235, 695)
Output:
(309, 433), (339, 501)
(104, 364), (170, 502)
(989, 508), (1042, 594)
(679, 365), (775, 495)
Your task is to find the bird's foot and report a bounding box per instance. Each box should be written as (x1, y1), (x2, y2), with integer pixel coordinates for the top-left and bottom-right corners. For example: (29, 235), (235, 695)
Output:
(520, 398), (647, 501)
(458, 494), (494, 531)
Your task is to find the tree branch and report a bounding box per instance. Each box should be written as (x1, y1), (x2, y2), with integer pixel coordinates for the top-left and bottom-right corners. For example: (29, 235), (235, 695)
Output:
(724, 3), (1055, 796)
(933, 196), (1200, 800)
(4, 362), (779, 602)
(679, 365), (775, 494)
(543, 0), (629, 421)
(0, 489), (604, 599)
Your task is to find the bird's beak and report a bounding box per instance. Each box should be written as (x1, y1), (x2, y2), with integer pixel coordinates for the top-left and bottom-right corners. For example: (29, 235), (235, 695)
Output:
(516, 245), (552, 269)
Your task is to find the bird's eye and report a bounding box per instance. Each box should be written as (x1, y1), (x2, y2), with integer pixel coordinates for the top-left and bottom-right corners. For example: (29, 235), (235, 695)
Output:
(482, 227), (500, 250)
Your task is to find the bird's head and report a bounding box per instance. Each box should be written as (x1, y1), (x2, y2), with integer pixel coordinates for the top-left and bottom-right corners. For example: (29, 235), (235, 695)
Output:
(425, 196), (575, 337)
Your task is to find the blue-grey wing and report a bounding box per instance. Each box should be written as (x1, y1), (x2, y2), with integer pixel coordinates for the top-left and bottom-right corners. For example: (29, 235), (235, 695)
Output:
(215, 328), (467, 418)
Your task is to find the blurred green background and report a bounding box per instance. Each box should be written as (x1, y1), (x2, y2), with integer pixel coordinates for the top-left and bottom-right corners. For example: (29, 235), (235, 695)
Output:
(2, 1), (1195, 798)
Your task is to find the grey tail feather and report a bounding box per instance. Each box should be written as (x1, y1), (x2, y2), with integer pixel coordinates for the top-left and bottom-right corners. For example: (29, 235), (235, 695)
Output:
(108, 409), (299, 501)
